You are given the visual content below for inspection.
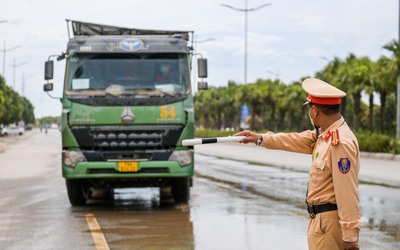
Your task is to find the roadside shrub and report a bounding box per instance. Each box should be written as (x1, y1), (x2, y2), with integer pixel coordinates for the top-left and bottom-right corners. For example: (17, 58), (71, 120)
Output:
(355, 131), (396, 153)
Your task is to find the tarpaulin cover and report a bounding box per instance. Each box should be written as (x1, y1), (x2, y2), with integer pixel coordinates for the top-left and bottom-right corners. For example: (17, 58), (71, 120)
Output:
(68, 19), (190, 40)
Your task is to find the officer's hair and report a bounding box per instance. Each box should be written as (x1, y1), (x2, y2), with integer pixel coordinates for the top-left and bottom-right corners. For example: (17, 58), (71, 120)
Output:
(309, 103), (340, 116)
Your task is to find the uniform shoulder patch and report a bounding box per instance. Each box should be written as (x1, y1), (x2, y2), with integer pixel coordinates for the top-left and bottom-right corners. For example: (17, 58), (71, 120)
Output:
(338, 158), (351, 174)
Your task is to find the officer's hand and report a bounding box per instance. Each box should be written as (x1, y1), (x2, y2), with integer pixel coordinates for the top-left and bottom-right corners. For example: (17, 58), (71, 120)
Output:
(343, 241), (359, 250)
(233, 130), (258, 144)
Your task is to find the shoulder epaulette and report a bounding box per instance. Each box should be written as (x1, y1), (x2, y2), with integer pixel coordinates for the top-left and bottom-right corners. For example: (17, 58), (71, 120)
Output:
(324, 129), (340, 146)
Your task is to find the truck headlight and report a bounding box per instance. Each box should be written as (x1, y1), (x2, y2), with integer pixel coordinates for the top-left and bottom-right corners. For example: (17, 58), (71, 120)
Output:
(64, 150), (86, 168)
(169, 150), (192, 167)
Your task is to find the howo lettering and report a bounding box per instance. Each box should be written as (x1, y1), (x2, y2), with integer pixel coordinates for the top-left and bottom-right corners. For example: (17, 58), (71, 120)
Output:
(43, 20), (208, 206)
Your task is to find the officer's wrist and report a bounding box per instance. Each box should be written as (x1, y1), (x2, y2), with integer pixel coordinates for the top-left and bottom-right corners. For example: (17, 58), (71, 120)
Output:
(256, 134), (263, 146)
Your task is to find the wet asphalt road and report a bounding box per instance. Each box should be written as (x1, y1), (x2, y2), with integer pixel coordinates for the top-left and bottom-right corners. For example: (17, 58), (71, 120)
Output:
(0, 130), (399, 250)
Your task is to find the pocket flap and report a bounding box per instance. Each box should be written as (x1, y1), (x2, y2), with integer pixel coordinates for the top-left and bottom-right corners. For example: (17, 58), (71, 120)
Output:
(312, 158), (326, 170)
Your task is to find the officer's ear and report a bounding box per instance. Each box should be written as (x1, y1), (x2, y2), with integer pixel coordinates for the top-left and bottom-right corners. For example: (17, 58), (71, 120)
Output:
(313, 105), (320, 116)
(310, 104), (319, 117)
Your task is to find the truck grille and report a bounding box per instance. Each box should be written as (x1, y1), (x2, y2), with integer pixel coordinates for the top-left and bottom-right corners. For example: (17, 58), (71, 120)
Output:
(92, 129), (163, 149)
(70, 125), (184, 161)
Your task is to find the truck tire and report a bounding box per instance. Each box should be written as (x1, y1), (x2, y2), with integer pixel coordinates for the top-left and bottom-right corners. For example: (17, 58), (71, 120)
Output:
(171, 178), (190, 203)
(66, 179), (91, 206)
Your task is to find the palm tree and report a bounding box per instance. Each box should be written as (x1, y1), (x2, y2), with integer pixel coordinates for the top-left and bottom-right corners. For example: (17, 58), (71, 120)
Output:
(277, 83), (304, 131)
(194, 89), (215, 129)
(238, 83), (263, 130)
(222, 83), (240, 130)
(274, 84), (288, 131)
(383, 40), (400, 70)
(375, 56), (398, 133)
(256, 78), (278, 130)
(383, 40), (400, 135)
(0, 75), (6, 122)
(337, 54), (372, 131)
(316, 57), (348, 117)
(364, 59), (378, 132)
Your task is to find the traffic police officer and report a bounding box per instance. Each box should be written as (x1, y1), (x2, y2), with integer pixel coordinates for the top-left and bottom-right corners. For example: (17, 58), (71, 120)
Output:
(235, 78), (361, 250)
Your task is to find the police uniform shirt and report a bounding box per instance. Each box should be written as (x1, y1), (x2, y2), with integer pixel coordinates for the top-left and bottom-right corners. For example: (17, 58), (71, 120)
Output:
(260, 116), (362, 242)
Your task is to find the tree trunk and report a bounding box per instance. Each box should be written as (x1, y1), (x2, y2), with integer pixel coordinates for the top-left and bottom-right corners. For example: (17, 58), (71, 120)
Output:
(279, 109), (285, 131)
(380, 92), (387, 133)
(270, 102), (276, 131)
(301, 105), (307, 130)
(250, 105), (256, 131)
(340, 97), (347, 118)
(289, 111), (294, 130)
(353, 92), (361, 131)
(368, 93), (374, 132)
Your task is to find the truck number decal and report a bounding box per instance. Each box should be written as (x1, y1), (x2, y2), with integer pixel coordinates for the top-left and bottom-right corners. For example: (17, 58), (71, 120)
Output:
(160, 106), (176, 119)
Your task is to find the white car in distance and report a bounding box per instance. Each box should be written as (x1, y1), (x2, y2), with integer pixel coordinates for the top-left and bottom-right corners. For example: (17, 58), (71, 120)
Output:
(1, 126), (25, 136)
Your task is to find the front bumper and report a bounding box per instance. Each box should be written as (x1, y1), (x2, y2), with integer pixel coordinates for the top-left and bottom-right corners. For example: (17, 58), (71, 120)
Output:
(62, 160), (194, 179)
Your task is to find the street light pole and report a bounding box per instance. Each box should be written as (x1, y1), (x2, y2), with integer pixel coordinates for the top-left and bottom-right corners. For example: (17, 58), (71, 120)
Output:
(266, 69), (280, 80)
(2, 41), (21, 81)
(221, 1), (271, 85)
(11, 58), (26, 90)
(21, 72), (33, 96)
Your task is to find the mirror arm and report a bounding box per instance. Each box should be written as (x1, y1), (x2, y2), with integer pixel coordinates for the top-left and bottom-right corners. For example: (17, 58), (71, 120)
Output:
(46, 92), (62, 102)
(55, 49), (76, 61)
(48, 54), (61, 62)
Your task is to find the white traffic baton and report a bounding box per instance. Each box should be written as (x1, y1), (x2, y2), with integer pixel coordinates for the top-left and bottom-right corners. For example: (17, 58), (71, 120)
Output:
(182, 136), (245, 146)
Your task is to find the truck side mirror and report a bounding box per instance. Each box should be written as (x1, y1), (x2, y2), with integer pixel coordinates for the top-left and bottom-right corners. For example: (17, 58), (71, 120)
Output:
(43, 83), (54, 92)
(197, 81), (208, 91)
(45, 60), (54, 80)
(197, 58), (207, 78)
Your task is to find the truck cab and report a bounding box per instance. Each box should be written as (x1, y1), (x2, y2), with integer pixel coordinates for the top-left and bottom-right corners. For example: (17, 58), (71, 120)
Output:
(44, 20), (208, 205)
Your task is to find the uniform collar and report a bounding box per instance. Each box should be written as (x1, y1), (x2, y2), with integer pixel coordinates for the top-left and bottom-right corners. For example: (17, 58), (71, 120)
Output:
(319, 116), (345, 139)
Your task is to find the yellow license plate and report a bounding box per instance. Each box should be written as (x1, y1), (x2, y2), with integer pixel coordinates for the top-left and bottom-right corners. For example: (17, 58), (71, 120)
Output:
(118, 162), (138, 172)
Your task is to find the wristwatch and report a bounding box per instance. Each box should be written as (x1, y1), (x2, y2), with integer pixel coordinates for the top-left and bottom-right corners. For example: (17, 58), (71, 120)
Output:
(256, 134), (263, 146)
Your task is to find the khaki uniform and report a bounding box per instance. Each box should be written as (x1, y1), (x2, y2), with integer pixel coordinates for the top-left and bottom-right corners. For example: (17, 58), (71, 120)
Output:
(261, 116), (362, 249)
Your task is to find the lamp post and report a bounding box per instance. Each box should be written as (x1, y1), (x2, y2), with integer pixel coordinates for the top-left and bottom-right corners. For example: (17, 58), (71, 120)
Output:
(21, 72), (33, 96)
(2, 41), (21, 81)
(221, 1), (271, 85)
(266, 69), (280, 80)
(11, 58), (26, 90)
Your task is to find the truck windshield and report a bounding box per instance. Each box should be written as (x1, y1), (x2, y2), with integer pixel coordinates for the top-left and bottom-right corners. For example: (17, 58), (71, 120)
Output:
(66, 53), (190, 97)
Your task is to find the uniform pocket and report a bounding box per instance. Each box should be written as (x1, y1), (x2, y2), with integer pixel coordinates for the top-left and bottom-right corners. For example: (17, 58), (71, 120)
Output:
(310, 158), (326, 185)
(308, 214), (323, 235)
(320, 210), (340, 235)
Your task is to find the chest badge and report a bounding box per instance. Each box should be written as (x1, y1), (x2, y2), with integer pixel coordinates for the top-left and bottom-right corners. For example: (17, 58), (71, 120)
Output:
(338, 158), (351, 174)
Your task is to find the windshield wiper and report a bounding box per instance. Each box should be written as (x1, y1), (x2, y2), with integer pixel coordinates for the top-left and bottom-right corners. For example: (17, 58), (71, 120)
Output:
(131, 88), (176, 97)
(105, 91), (120, 97)
(151, 90), (175, 97)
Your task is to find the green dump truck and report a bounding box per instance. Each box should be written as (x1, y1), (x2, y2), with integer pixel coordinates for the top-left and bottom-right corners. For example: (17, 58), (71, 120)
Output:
(43, 20), (208, 206)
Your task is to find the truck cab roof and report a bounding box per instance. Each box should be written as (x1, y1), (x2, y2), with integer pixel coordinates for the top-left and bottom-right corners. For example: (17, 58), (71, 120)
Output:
(66, 19), (192, 54)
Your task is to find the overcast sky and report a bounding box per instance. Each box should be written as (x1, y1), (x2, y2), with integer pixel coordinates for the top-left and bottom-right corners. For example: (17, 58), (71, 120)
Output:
(0, 0), (398, 118)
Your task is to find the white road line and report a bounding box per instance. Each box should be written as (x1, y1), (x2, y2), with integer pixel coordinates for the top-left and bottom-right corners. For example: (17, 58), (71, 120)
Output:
(85, 213), (110, 250)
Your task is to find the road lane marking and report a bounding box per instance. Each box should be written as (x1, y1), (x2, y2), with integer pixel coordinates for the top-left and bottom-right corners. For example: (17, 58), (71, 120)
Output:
(85, 213), (110, 250)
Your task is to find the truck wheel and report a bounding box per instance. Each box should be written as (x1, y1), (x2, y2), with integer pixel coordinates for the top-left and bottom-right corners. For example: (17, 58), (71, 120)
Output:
(171, 178), (190, 204)
(66, 179), (91, 206)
